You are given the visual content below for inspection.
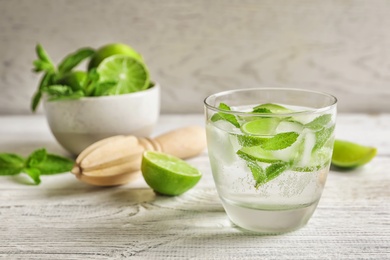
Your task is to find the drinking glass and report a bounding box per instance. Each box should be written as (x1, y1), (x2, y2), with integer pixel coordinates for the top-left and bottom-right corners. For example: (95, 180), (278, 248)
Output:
(204, 88), (337, 234)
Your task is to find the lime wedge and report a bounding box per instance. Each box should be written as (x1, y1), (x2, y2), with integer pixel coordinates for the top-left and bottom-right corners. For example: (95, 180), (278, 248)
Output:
(141, 151), (202, 196)
(97, 55), (149, 95)
(241, 118), (280, 136)
(331, 140), (377, 169)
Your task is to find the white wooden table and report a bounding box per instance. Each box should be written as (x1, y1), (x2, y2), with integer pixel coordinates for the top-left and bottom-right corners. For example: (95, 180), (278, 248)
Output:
(0, 114), (389, 259)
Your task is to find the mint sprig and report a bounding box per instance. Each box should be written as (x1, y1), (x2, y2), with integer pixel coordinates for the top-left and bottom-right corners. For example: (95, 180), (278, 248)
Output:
(31, 44), (96, 111)
(237, 151), (291, 188)
(210, 103), (240, 128)
(0, 149), (74, 185)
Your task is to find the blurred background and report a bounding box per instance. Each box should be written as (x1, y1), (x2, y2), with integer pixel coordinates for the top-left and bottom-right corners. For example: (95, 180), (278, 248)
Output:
(1, 0), (390, 115)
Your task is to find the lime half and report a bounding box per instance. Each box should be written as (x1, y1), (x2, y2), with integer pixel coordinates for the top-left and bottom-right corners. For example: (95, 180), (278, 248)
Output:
(141, 151), (202, 196)
(332, 140), (377, 169)
(97, 55), (149, 95)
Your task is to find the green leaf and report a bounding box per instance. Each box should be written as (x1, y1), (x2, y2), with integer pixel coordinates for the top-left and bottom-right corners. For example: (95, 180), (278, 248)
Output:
(313, 125), (335, 151)
(26, 148), (47, 168)
(35, 153), (74, 175)
(236, 135), (268, 147)
(247, 161), (267, 189)
(237, 152), (267, 188)
(33, 60), (54, 72)
(93, 81), (119, 96)
(31, 71), (56, 112)
(210, 103), (240, 128)
(238, 151), (290, 188)
(260, 132), (299, 150)
(35, 44), (55, 71)
(58, 47), (95, 74)
(48, 90), (85, 101)
(252, 107), (272, 113)
(237, 149), (282, 164)
(0, 154), (25, 175)
(24, 168), (41, 185)
(305, 114), (332, 131)
(42, 85), (73, 96)
(31, 91), (42, 112)
(84, 68), (100, 96)
(265, 162), (291, 181)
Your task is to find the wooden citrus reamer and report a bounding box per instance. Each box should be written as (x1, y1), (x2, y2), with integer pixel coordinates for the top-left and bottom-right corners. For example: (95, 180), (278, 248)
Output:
(71, 126), (206, 186)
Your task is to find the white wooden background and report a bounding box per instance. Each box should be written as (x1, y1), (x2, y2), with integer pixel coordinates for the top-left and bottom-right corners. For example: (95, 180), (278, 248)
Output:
(0, 114), (389, 259)
(1, 0), (390, 114)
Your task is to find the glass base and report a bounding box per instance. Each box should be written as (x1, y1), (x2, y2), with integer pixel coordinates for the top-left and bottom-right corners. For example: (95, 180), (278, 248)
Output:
(221, 198), (319, 234)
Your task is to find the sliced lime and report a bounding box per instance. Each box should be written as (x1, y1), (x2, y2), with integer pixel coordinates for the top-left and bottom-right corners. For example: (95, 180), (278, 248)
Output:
(241, 118), (280, 136)
(96, 55), (149, 95)
(88, 43), (143, 70)
(331, 140), (377, 169)
(141, 151), (202, 196)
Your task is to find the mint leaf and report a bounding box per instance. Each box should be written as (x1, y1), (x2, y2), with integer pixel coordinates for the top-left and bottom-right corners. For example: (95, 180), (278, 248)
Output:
(265, 162), (291, 181)
(210, 103), (240, 128)
(252, 107), (272, 113)
(36, 44), (54, 64)
(33, 60), (55, 72)
(43, 85), (73, 96)
(24, 168), (41, 185)
(0, 149), (74, 184)
(248, 161), (267, 188)
(238, 151), (290, 188)
(31, 71), (56, 112)
(93, 81), (119, 96)
(48, 90), (85, 101)
(237, 152), (267, 188)
(58, 47), (95, 74)
(260, 132), (299, 150)
(237, 149), (282, 164)
(305, 114), (332, 131)
(236, 135), (268, 147)
(26, 148), (47, 168)
(313, 125), (335, 151)
(84, 68), (100, 96)
(35, 153), (74, 175)
(0, 154), (25, 175)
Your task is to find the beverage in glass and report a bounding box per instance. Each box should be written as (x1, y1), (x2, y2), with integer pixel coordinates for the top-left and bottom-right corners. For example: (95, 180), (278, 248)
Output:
(204, 88), (337, 234)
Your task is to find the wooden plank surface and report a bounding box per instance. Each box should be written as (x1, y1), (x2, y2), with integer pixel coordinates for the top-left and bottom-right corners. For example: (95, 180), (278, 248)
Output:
(0, 114), (389, 259)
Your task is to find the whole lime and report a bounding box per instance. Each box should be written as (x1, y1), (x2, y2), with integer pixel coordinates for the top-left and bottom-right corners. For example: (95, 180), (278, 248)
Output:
(88, 43), (143, 70)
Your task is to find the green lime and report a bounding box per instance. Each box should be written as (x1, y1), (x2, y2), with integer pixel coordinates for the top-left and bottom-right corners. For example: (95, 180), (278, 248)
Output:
(331, 140), (377, 169)
(241, 118), (280, 136)
(88, 43), (143, 70)
(96, 55), (149, 95)
(141, 151), (202, 196)
(57, 71), (87, 91)
(253, 103), (292, 114)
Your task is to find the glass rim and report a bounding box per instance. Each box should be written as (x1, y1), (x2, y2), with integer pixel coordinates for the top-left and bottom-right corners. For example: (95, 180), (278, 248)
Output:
(204, 87), (337, 117)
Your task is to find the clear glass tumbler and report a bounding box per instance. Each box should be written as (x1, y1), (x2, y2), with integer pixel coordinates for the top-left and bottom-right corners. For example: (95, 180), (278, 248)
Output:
(204, 88), (337, 234)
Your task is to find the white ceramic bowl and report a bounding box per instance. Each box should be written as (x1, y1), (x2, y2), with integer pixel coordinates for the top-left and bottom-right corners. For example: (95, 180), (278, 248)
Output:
(43, 83), (160, 155)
